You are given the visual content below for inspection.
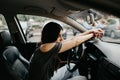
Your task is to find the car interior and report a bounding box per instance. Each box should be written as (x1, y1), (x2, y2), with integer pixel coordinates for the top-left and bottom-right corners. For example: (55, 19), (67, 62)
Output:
(0, 0), (120, 80)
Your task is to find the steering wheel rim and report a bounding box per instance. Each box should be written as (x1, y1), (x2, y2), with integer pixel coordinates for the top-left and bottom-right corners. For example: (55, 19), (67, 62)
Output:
(67, 43), (86, 72)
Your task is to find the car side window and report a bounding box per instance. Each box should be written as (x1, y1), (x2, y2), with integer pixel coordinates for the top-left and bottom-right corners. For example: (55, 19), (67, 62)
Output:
(17, 14), (75, 42)
(0, 14), (8, 32)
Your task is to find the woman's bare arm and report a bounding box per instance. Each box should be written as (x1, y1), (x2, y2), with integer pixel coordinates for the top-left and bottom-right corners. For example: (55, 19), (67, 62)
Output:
(59, 29), (104, 53)
(59, 33), (93, 53)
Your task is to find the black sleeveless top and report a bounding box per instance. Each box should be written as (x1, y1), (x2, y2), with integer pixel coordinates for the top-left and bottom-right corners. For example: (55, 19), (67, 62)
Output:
(28, 42), (62, 80)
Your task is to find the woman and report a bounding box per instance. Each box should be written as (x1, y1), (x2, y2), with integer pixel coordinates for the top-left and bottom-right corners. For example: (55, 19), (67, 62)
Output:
(28, 22), (103, 80)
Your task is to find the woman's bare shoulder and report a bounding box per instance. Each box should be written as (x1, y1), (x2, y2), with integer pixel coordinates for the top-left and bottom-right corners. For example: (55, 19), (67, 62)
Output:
(40, 43), (56, 53)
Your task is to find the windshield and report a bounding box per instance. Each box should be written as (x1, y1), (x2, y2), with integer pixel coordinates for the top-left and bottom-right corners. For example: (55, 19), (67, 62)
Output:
(68, 9), (120, 44)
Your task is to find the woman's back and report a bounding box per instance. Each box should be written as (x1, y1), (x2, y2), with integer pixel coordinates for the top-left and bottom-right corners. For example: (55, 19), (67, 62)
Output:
(28, 42), (62, 80)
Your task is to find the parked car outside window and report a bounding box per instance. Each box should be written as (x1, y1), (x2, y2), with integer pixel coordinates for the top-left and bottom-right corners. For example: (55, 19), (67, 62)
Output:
(104, 18), (120, 38)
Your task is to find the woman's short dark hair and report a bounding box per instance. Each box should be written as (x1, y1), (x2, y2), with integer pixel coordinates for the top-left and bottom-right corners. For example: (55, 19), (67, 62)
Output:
(41, 22), (63, 43)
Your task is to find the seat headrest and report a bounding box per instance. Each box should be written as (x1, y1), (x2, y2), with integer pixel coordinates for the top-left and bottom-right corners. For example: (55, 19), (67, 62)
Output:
(0, 31), (13, 47)
(3, 46), (19, 64)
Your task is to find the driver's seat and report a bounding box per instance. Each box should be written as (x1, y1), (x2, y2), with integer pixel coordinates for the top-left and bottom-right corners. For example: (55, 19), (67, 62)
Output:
(0, 31), (29, 80)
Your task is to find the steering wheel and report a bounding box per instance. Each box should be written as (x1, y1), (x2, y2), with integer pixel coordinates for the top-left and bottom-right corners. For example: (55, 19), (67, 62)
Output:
(67, 43), (86, 72)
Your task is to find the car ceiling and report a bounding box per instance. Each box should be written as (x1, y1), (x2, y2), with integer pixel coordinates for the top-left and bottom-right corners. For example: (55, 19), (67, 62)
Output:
(0, 0), (88, 17)
(0, 0), (120, 18)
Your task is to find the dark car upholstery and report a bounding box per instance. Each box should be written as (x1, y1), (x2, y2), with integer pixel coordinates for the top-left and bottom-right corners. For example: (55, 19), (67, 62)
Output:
(0, 31), (29, 80)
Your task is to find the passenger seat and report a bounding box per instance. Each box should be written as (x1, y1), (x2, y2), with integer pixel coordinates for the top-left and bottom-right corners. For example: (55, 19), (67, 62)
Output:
(0, 31), (29, 80)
